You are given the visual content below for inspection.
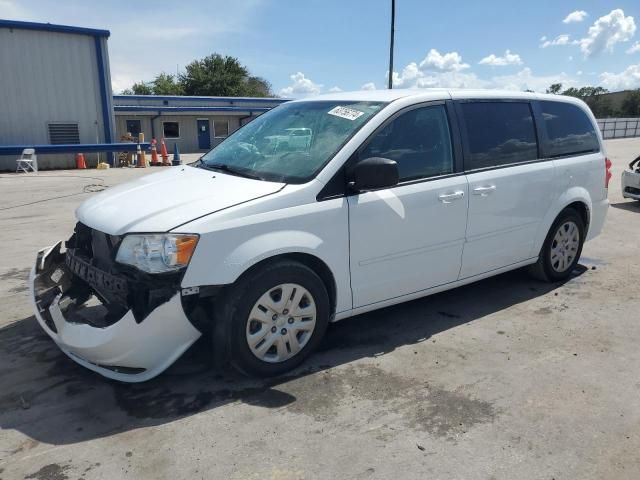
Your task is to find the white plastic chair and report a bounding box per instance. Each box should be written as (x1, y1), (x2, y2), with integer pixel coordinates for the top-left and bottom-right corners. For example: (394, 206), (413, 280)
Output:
(16, 148), (38, 173)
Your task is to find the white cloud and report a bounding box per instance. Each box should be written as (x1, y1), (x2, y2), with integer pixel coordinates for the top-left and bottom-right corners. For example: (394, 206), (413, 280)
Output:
(563, 10), (588, 24)
(600, 64), (640, 90)
(491, 67), (577, 92)
(328, 86), (343, 92)
(280, 72), (323, 97)
(578, 9), (636, 57)
(419, 49), (470, 72)
(0, 0), (33, 19)
(627, 41), (640, 54)
(478, 50), (523, 66)
(390, 54), (577, 93)
(541, 34), (571, 48)
(361, 82), (377, 91)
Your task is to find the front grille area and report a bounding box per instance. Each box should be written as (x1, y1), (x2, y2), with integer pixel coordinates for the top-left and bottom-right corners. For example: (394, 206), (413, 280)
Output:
(62, 222), (184, 324)
(625, 186), (640, 195)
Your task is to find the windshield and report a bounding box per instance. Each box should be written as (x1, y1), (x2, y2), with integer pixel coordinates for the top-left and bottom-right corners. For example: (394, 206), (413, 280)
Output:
(199, 100), (386, 183)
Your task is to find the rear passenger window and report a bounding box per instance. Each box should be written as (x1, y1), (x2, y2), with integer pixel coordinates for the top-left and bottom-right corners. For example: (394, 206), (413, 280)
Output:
(360, 105), (453, 182)
(460, 102), (538, 170)
(540, 101), (599, 157)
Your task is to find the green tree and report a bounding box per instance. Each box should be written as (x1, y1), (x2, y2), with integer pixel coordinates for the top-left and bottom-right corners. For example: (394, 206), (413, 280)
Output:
(180, 54), (274, 97)
(546, 83), (563, 94)
(152, 73), (184, 95)
(121, 81), (153, 95)
(621, 89), (640, 117)
(244, 76), (273, 97)
(550, 85), (614, 118)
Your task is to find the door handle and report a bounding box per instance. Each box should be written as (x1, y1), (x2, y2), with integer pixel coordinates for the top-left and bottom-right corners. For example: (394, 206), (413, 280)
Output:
(438, 191), (465, 203)
(472, 185), (496, 196)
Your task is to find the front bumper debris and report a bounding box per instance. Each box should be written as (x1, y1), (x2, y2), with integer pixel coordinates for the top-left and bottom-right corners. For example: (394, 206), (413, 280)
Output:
(29, 241), (201, 382)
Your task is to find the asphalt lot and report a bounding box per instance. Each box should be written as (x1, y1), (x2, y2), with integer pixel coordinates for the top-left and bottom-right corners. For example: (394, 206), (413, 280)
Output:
(1, 142), (639, 480)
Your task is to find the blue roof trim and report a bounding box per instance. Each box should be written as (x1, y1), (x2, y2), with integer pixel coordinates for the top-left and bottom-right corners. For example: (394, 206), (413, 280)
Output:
(114, 106), (272, 113)
(113, 95), (289, 104)
(0, 19), (110, 37)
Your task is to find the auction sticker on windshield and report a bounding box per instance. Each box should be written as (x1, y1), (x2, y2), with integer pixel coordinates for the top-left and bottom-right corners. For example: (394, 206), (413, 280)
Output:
(328, 106), (365, 121)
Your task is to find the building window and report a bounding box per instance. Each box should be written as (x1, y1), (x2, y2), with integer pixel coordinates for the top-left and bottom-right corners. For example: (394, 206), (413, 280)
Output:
(214, 120), (229, 138)
(48, 123), (80, 144)
(125, 119), (142, 138)
(163, 121), (180, 138)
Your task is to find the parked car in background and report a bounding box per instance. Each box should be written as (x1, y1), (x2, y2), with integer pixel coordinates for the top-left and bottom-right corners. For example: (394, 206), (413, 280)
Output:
(30, 89), (609, 382)
(622, 155), (640, 201)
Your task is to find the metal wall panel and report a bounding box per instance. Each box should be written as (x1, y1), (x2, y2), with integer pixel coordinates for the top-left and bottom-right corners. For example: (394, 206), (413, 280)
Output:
(0, 27), (109, 168)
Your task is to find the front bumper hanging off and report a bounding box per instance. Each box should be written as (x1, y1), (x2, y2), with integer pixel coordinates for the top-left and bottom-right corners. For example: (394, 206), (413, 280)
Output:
(29, 241), (201, 382)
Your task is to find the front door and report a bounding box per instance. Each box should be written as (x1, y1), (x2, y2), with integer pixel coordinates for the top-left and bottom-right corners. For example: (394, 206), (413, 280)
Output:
(456, 100), (555, 278)
(197, 119), (211, 149)
(348, 103), (469, 308)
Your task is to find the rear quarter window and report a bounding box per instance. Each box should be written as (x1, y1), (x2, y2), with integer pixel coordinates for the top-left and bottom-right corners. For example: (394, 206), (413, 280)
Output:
(540, 101), (600, 157)
(459, 101), (538, 170)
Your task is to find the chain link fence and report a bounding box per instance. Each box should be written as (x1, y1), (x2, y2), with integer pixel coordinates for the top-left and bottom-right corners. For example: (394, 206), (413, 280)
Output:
(597, 118), (640, 140)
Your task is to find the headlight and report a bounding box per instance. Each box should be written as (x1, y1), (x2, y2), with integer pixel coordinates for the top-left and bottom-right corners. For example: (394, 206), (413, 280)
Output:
(115, 234), (199, 274)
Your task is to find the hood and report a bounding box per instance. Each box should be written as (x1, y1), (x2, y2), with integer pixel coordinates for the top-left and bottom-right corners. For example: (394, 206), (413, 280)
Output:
(76, 166), (285, 235)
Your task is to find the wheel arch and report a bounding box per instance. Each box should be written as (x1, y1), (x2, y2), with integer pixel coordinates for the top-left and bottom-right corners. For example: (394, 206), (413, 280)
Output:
(234, 252), (338, 318)
(533, 188), (592, 258)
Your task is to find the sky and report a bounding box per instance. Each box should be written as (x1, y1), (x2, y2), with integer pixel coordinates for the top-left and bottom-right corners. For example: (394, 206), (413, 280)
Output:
(2, 0), (640, 97)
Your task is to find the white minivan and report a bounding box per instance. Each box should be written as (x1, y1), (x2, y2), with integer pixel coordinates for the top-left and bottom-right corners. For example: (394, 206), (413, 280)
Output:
(30, 89), (610, 382)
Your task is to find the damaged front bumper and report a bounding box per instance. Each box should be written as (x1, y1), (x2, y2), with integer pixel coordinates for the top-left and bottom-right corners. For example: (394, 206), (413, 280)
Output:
(29, 241), (202, 382)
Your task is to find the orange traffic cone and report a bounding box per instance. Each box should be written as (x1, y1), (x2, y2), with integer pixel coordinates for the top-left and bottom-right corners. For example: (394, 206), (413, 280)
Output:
(150, 138), (160, 166)
(76, 153), (87, 169)
(160, 137), (170, 166)
(135, 143), (147, 168)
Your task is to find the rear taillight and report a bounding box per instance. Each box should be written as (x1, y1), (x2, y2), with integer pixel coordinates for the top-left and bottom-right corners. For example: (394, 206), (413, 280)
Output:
(605, 157), (612, 188)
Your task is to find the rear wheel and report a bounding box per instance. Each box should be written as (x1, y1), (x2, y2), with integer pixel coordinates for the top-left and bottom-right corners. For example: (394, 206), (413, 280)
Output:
(529, 208), (585, 282)
(215, 260), (330, 377)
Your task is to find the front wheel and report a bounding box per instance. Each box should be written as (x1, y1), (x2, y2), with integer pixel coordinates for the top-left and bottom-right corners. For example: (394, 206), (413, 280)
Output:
(216, 260), (330, 377)
(529, 208), (585, 282)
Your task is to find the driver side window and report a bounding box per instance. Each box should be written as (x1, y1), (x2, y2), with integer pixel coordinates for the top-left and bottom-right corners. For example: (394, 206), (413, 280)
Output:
(360, 104), (454, 182)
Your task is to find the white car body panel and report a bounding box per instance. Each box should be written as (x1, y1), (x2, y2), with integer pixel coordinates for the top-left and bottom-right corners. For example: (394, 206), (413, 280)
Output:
(348, 176), (468, 307)
(28, 88), (609, 382)
(461, 161), (556, 278)
(76, 165), (284, 235)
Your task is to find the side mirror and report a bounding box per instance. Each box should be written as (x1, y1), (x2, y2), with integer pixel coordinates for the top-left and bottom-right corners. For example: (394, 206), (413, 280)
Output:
(349, 157), (399, 192)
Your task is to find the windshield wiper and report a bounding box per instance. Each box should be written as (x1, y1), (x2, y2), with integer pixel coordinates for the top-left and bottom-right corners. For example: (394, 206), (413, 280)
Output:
(203, 162), (264, 180)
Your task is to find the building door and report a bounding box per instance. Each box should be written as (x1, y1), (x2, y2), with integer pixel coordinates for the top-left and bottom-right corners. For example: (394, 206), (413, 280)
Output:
(197, 119), (211, 149)
(125, 119), (141, 138)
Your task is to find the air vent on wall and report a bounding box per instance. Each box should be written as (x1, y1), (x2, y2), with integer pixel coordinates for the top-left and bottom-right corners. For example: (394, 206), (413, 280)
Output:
(48, 123), (80, 144)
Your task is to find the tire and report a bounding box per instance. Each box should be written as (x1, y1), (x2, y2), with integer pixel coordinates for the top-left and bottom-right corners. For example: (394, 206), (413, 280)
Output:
(214, 260), (330, 377)
(528, 208), (585, 282)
